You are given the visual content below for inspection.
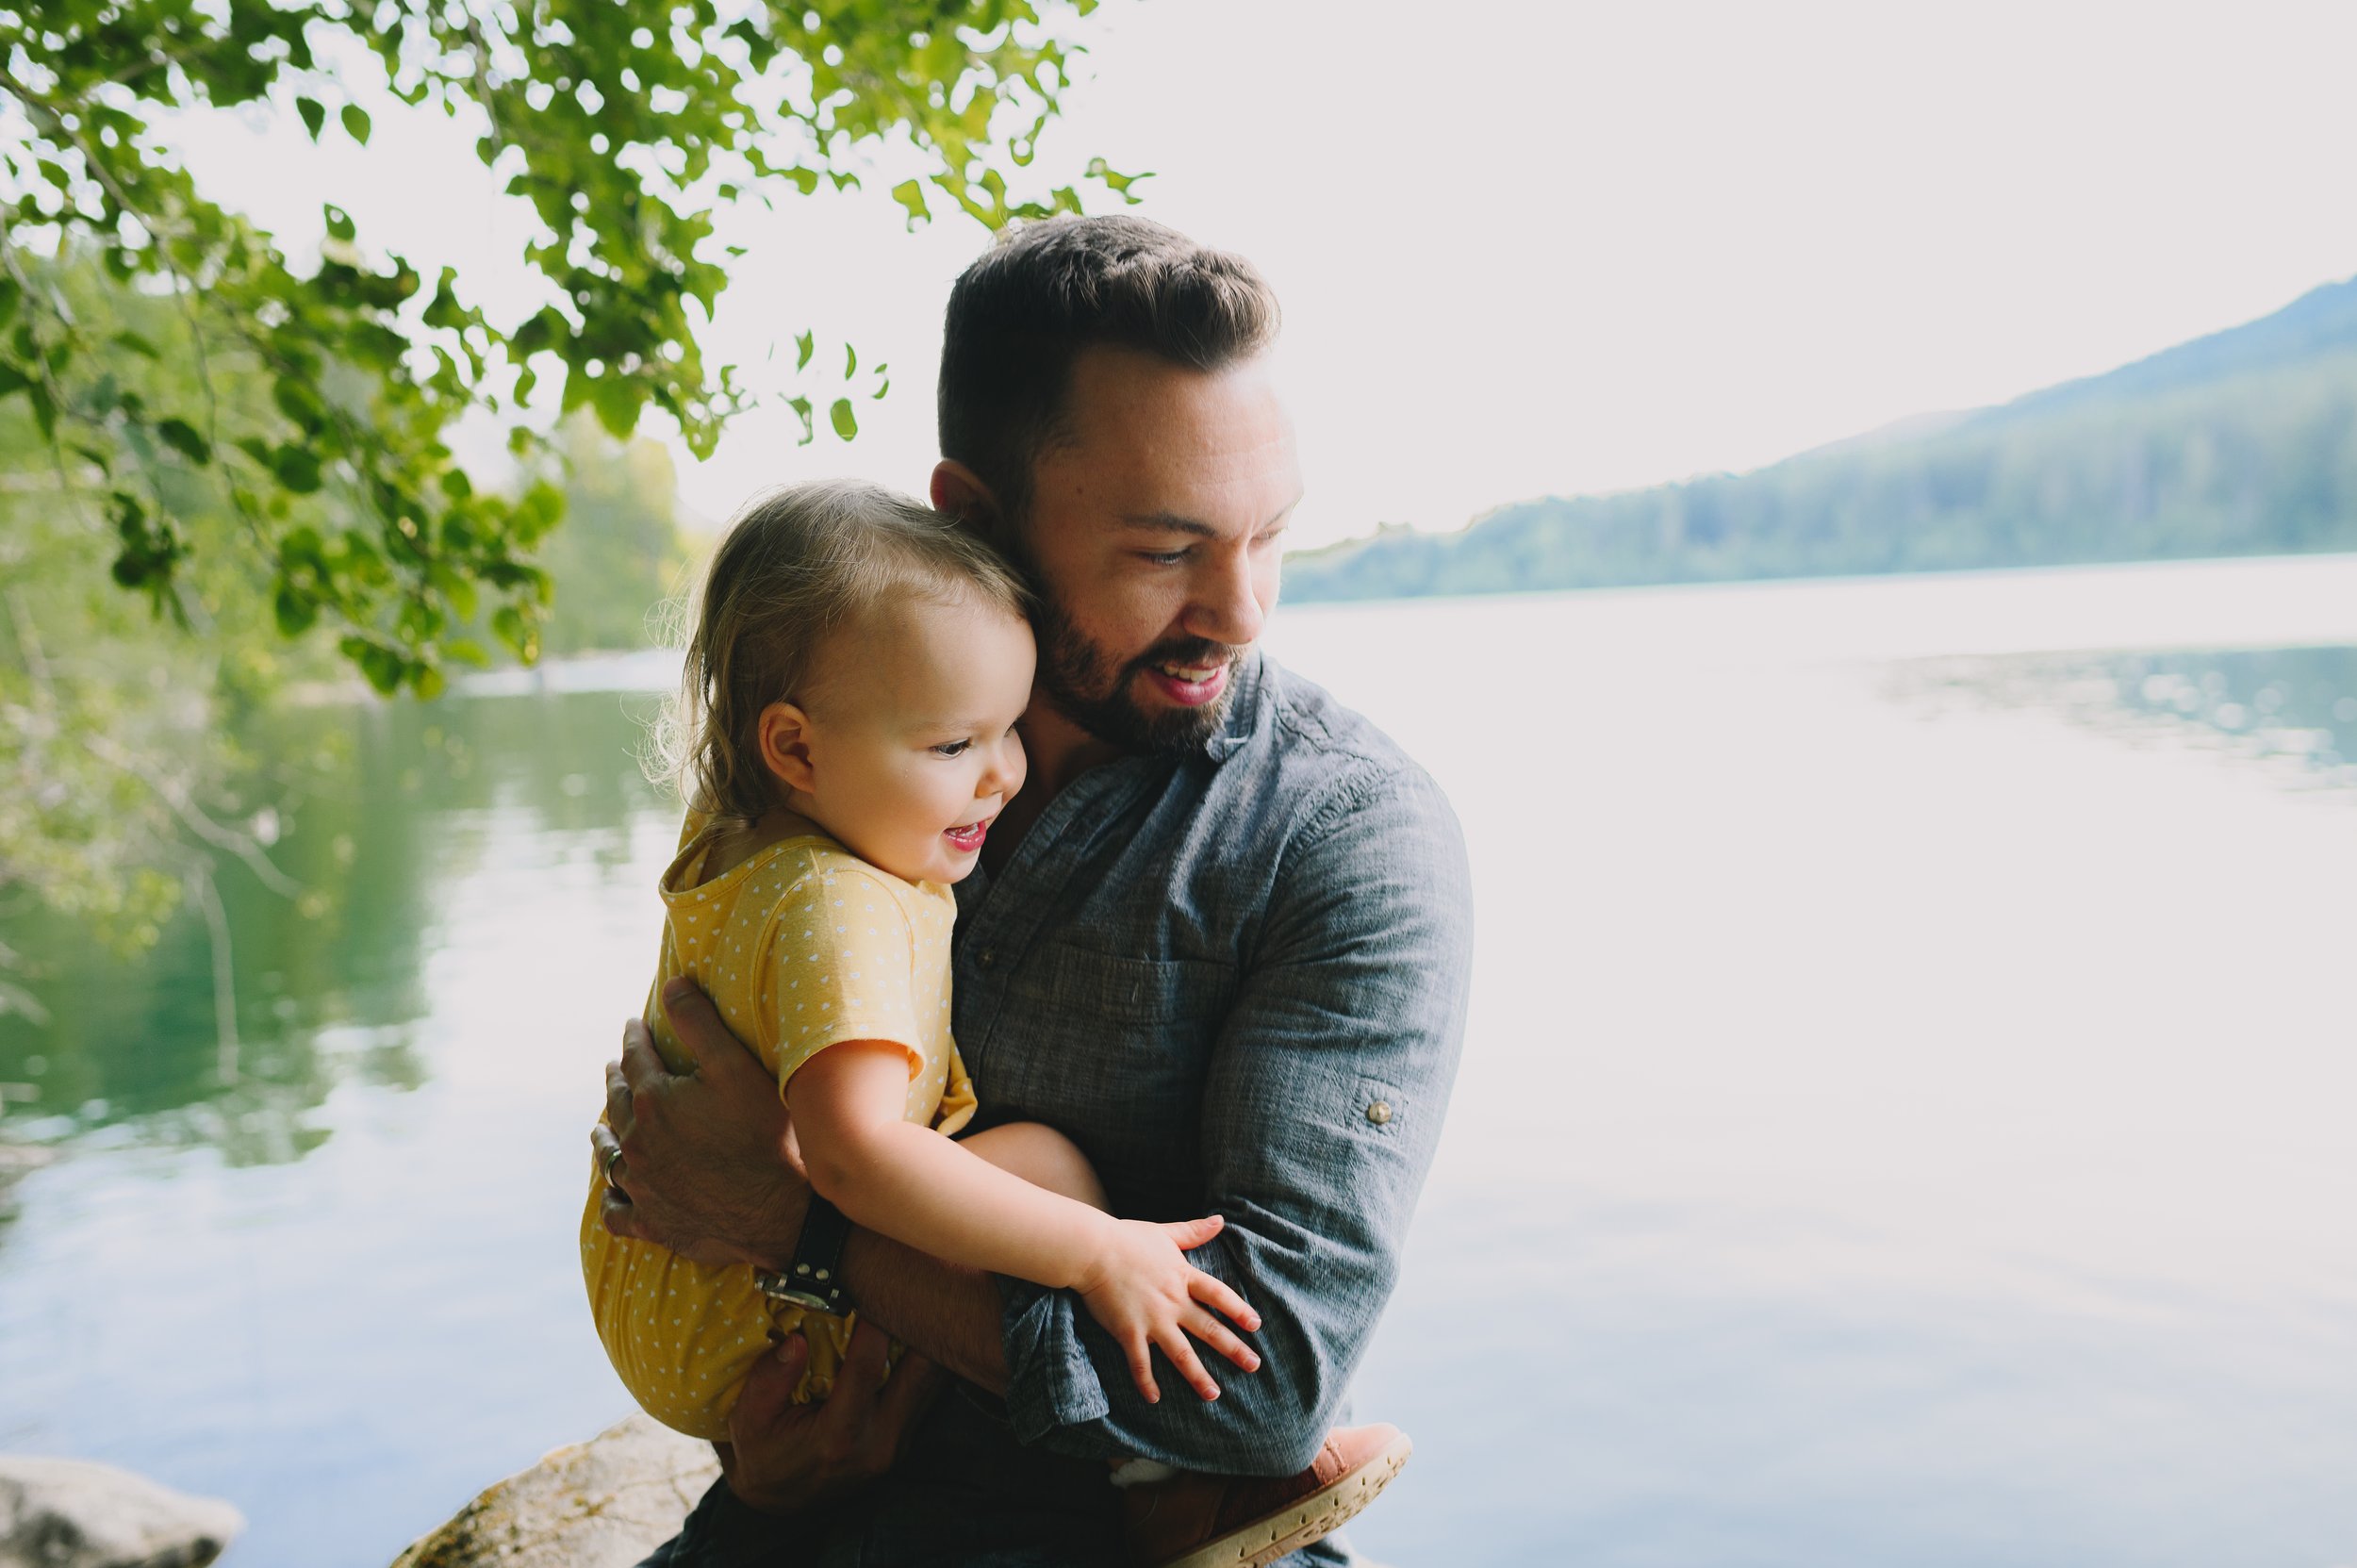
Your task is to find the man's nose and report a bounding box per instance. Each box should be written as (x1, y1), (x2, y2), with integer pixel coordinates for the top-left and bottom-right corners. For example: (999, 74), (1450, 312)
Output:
(1183, 543), (1266, 648)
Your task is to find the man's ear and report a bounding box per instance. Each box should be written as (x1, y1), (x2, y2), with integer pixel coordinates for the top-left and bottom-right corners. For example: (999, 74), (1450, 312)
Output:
(756, 701), (818, 797)
(931, 460), (1004, 541)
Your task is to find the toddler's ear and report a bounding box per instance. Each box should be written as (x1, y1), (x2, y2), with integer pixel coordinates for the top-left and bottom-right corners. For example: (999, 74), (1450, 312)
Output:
(756, 701), (817, 795)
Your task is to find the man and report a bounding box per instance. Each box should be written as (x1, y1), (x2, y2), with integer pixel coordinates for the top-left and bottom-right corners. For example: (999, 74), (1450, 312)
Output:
(597, 215), (1473, 1566)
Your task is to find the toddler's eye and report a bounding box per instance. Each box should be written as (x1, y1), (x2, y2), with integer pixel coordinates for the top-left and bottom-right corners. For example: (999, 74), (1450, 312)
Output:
(931, 739), (971, 757)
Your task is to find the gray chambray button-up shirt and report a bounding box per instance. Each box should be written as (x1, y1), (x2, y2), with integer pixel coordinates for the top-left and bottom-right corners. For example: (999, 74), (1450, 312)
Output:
(958, 648), (1473, 1473)
(782, 650), (1472, 1568)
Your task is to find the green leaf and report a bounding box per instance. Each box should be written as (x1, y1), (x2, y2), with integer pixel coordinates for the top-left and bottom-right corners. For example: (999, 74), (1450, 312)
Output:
(890, 178), (930, 226)
(1085, 158), (1154, 203)
(427, 560), (478, 620)
(356, 642), (404, 694)
(517, 479), (566, 535)
(829, 398), (858, 440)
(322, 204), (355, 242)
(510, 305), (566, 358)
(796, 331), (815, 371)
(273, 378), (327, 433)
(590, 372), (641, 435)
(844, 343), (858, 378)
(408, 661), (446, 699)
(274, 584), (319, 636)
(113, 330), (161, 358)
(340, 104), (371, 144)
(272, 445), (323, 493)
(156, 418), (212, 465)
(297, 98), (326, 140)
(492, 604), (536, 661)
(423, 267), (472, 334)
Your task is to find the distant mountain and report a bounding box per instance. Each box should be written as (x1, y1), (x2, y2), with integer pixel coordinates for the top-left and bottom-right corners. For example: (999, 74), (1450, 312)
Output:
(1284, 275), (2357, 602)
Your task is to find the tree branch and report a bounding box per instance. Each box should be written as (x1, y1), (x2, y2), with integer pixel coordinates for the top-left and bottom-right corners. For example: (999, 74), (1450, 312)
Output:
(83, 731), (304, 900)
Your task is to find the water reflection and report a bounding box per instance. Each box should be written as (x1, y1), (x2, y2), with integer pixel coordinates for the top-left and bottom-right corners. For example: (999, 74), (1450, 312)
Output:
(0, 691), (668, 1163)
(1890, 644), (2357, 794)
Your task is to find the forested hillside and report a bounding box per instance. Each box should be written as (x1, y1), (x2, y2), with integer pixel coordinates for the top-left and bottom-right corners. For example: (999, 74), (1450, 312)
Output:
(1285, 276), (2357, 602)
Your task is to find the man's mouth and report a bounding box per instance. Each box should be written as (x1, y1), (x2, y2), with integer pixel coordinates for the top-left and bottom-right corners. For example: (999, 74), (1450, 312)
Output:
(1140, 651), (1237, 708)
(943, 819), (990, 853)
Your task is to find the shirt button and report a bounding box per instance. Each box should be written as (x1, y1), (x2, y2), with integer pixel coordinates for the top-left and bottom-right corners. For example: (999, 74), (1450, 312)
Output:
(979, 950), (996, 968)
(1366, 1100), (1393, 1126)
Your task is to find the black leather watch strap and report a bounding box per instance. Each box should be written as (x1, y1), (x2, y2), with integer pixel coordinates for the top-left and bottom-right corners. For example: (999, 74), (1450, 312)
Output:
(756, 1195), (851, 1314)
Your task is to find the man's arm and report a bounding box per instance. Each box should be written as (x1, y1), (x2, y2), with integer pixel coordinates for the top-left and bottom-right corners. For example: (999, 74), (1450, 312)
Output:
(993, 763), (1475, 1474)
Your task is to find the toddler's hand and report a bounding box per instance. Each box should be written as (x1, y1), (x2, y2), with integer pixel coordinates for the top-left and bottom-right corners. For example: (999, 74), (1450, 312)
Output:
(1072, 1213), (1262, 1404)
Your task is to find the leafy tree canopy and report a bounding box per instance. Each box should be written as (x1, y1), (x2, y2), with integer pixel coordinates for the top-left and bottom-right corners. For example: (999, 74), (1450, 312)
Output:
(0, 0), (1129, 697)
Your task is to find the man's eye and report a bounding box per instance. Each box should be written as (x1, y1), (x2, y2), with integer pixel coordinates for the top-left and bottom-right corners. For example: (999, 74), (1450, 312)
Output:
(1137, 550), (1188, 567)
(931, 740), (971, 757)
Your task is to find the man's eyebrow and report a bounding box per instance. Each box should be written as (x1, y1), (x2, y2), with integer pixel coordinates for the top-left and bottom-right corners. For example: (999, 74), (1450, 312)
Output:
(1119, 498), (1304, 537)
(1119, 511), (1219, 538)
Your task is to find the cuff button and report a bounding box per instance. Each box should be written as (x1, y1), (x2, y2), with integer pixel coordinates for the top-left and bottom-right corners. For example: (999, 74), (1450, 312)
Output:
(1366, 1100), (1393, 1126)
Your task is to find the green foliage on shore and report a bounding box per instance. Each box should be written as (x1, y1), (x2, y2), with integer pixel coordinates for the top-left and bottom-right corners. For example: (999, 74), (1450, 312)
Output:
(0, 307), (685, 1025)
(0, 0), (1125, 694)
(1286, 277), (2357, 602)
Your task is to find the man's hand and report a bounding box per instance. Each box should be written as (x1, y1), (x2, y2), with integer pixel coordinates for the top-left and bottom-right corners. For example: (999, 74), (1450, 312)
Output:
(597, 975), (809, 1269)
(718, 1324), (948, 1515)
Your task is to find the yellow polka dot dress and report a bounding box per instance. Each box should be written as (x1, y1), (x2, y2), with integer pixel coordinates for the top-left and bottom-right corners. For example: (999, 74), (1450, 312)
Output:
(580, 822), (975, 1440)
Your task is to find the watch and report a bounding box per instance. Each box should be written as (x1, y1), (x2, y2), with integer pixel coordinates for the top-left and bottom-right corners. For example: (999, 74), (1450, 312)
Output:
(753, 1194), (852, 1315)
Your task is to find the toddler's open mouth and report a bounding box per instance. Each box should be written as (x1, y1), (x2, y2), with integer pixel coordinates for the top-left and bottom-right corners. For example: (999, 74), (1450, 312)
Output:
(943, 818), (990, 853)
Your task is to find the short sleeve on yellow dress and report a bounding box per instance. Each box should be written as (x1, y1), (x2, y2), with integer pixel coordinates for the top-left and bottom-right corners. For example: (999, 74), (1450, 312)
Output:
(579, 820), (975, 1439)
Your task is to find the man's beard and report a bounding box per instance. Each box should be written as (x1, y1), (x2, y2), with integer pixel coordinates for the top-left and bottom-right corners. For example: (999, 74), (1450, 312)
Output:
(1030, 591), (1245, 757)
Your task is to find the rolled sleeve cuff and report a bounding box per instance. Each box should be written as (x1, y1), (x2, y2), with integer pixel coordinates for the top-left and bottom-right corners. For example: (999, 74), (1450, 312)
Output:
(997, 1275), (1112, 1446)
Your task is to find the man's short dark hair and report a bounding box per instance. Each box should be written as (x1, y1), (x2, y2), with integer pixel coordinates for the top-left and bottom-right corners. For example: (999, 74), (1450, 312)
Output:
(938, 215), (1280, 525)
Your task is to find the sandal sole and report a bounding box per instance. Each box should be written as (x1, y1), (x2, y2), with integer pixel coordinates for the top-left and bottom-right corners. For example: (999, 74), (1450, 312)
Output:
(1161, 1428), (1414, 1568)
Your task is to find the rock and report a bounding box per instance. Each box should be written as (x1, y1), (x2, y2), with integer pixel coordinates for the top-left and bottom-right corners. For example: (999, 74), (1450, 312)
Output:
(389, 1415), (720, 1568)
(0, 1455), (243, 1568)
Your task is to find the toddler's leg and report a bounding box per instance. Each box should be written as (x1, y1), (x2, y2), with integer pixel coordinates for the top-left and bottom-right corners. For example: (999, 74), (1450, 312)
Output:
(958, 1121), (1108, 1211)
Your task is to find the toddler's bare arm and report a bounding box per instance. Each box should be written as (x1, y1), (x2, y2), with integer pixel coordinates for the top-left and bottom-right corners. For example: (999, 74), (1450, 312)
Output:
(790, 1041), (1260, 1403)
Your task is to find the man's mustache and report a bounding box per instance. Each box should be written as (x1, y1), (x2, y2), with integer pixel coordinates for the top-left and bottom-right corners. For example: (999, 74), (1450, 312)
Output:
(1125, 637), (1247, 676)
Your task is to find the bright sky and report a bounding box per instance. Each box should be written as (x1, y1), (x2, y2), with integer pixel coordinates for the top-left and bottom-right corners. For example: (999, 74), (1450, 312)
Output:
(168, 0), (2357, 551)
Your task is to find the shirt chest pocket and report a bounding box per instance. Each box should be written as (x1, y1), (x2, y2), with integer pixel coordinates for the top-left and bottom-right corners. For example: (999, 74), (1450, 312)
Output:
(1041, 944), (1237, 1028)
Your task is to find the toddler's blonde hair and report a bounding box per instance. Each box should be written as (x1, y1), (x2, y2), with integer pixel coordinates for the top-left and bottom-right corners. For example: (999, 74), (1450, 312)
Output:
(654, 479), (1030, 823)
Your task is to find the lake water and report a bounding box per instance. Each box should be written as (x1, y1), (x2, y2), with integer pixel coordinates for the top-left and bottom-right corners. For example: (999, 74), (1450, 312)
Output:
(4, 555), (2354, 1567)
